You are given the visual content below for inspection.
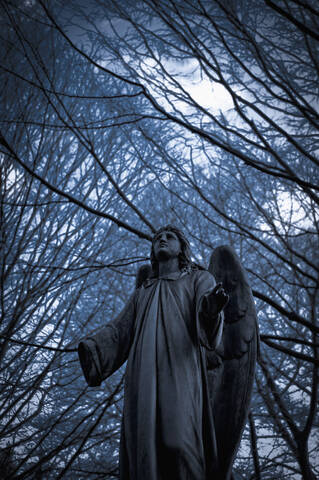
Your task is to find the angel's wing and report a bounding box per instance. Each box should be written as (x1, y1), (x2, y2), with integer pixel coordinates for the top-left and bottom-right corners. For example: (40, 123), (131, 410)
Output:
(207, 245), (259, 480)
(135, 264), (152, 289)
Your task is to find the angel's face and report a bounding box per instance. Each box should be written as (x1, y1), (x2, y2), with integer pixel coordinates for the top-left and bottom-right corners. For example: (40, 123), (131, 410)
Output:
(153, 229), (181, 262)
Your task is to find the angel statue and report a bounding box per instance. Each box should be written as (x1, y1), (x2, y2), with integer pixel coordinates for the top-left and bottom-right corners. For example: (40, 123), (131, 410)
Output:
(78, 225), (258, 480)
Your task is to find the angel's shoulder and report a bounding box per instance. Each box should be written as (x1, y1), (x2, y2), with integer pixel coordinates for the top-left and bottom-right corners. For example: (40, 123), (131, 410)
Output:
(188, 268), (215, 288)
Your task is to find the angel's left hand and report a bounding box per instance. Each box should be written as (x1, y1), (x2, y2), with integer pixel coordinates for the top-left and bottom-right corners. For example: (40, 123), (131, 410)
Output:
(202, 282), (229, 318)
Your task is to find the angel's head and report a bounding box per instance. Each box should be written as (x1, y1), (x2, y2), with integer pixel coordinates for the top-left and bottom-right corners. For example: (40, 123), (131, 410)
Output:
(150, 224), (193, 276)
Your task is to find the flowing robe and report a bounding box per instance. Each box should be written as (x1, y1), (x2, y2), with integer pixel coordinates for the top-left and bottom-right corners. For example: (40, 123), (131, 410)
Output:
(78, 269), (223, 480)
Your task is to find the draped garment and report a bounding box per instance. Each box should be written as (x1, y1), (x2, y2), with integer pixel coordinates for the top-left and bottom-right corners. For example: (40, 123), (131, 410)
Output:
(78, 270), (223, 480)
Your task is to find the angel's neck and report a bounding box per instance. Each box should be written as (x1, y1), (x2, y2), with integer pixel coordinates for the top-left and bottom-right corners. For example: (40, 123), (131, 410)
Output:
(158, 257), (180, 277)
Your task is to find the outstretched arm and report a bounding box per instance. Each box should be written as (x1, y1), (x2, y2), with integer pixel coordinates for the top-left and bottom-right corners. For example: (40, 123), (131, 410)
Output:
(78, 292), (137, 386)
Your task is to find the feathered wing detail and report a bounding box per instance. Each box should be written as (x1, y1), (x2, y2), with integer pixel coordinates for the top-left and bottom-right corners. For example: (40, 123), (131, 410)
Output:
(207, 245), (259, 480)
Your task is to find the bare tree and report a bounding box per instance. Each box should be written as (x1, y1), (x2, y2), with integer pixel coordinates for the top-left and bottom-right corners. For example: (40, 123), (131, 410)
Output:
(0, 0), (318, 478)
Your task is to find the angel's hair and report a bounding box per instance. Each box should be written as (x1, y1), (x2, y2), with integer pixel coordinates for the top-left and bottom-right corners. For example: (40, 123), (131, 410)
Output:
(150, 224), (203, 276)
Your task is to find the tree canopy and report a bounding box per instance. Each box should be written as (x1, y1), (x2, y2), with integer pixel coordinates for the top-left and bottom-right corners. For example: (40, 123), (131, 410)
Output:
(0, 0), (318, 478)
